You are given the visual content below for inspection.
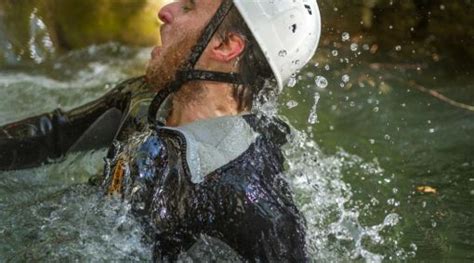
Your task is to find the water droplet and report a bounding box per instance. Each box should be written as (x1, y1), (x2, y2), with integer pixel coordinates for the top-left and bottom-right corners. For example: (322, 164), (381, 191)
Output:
(370, 197), (379, 205)
(287, 77), (297, 87)
(369, 139), (375, 144)
(384, 134), (391, 140)
(332, 50), (338, 56)
(342, 32), (350, 41)
(342, 74), (350, 83)
(383, 213), (400, 226)
(373, 107), (380, 113)
(324, 64), (330, 71)
(28, 8), (56, 64)
(429, 128), (435, 133)
(307, 93), (320, 125)
(350, 43), (358, 51)
(440, 4), (446, 10)
(315, 76), (328, 88)
(278, 50), (287, 57)
(286, 100), (298, 109)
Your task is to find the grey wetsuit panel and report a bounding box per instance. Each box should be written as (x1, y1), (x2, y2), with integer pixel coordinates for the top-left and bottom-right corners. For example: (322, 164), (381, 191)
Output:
(163, 115), (258, 183)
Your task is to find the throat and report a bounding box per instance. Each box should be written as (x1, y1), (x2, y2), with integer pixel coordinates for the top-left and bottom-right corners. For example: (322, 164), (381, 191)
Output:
(165, 83), (243, 127)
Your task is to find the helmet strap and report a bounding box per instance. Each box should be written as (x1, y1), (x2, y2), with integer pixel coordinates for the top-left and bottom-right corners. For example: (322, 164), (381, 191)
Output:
(148, 0), (243, 125)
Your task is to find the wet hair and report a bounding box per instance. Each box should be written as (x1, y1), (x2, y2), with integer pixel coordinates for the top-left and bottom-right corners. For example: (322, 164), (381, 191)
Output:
(216, 7), (274, 111)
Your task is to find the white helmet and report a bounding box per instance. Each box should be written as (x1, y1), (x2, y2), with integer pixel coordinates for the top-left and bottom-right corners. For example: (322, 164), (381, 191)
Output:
(233, 0), (322, 91)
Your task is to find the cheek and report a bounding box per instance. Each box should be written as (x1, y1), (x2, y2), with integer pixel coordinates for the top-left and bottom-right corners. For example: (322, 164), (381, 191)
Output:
(175, 16), (205, 35)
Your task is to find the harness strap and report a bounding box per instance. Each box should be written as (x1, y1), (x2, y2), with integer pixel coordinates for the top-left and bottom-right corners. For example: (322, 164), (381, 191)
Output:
(178, 70), (244, 84)
(184, 0), (235, 70)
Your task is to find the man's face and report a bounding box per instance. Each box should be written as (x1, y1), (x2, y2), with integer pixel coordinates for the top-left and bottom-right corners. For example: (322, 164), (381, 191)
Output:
(146, 0), (221, 90)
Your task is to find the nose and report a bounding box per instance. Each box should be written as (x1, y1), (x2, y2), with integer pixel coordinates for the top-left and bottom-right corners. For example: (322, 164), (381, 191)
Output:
(158, 3), (175, 24)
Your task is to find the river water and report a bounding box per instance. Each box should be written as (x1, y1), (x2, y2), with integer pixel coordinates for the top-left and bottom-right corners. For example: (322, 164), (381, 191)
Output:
(0, 40), (473, 262)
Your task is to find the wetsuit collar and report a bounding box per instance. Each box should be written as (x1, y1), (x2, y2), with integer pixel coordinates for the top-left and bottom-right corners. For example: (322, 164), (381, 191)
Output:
(161, 114), (258, 183)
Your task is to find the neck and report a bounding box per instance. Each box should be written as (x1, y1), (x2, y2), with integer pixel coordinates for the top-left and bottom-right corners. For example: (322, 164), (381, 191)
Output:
(165, 81), (245, 127)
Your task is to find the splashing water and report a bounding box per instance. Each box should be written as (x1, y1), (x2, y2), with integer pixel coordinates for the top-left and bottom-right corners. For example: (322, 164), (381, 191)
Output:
(307, 92), (320, 125)
(0, 44), (149, 123)
(28, 9), (56, 64)
(282, 130), (409, 262)
(350, 43), (359, 52)
(342, 32), (350, 42)
(286, 100), (299, 109)
(288, 76), (297, 88)
(4, 42), (469, 261)
(342, 74), (350, 83)
(0, 150), (151, 261)
(315, 76), (328, 89)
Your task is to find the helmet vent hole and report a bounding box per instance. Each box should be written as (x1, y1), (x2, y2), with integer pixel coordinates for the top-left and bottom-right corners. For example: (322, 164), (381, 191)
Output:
(291, 24), (297, 33)
(304, 4), (312, 15)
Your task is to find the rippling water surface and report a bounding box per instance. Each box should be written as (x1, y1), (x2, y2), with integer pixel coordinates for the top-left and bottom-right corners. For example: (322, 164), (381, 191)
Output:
(0, 43), (473, 261)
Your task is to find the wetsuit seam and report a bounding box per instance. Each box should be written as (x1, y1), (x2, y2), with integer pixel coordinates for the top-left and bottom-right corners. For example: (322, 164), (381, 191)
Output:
(157, 128), (193, 183)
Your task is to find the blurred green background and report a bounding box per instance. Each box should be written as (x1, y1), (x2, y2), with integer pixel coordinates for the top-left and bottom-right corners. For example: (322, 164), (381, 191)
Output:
(1, 0), (473, 68)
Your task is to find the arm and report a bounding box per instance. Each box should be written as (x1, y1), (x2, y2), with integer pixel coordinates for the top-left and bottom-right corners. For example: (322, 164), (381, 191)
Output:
(0, 76), (146, 171)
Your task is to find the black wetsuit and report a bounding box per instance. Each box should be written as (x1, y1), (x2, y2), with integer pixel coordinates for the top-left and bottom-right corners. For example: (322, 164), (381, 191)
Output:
(0, 77), (150, 170)
(0, 77), (307, 261)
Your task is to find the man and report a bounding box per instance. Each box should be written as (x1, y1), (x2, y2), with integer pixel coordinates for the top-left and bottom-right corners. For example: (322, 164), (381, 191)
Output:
(0, 0), (321, 261)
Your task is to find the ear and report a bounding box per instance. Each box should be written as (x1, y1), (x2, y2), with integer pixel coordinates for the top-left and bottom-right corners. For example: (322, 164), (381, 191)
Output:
(209, 33), (246, 62)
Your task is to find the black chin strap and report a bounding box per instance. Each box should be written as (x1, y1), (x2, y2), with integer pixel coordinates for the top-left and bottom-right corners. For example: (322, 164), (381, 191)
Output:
(148, 0), (241, 125)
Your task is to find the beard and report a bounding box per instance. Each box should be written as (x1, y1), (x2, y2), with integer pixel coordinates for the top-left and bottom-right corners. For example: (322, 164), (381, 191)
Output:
(146, 27), (211, 109)
(145, 28), (201, 92)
